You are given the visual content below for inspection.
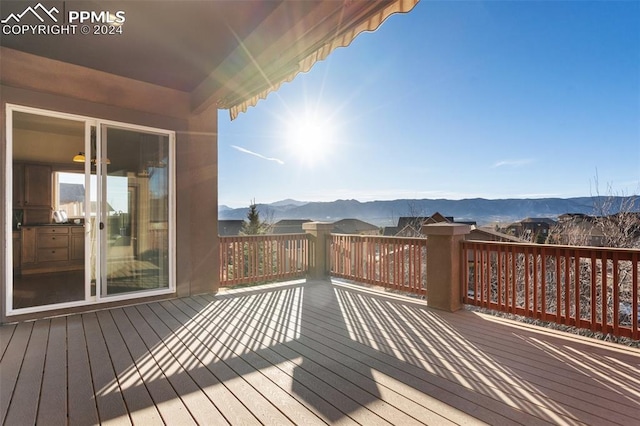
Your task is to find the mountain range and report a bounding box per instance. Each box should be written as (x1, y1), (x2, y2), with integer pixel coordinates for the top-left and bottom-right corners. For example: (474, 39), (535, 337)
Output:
(219, 196), (639, 227)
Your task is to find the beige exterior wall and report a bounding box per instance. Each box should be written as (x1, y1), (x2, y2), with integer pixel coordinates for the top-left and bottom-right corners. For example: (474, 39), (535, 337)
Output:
(1, 51), (220, 322)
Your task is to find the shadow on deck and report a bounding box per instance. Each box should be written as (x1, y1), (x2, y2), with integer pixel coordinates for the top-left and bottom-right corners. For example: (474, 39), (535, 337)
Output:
(1, 279), (639, 425)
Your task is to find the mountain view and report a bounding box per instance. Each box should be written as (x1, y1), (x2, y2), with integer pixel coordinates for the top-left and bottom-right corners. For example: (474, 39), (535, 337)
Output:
(219, 196), (640, 227)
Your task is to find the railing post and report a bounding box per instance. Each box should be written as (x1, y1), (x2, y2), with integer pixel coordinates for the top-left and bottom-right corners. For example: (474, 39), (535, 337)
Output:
(422, 223), (471, 312)
(303, 222), (334, 280)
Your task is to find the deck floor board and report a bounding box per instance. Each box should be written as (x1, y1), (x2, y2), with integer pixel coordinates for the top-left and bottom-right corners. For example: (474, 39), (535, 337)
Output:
(0, 322), (16, 359)
(1, 321), (33, 424)
(110, 307), (196, 425)
(66, 313), (100, 425)
(83, 312), (132, 424)
(1, 279), (639, 425)
(95, 309), (164, 425)
(37, 316), (68, 425)
(4, 319), (48, 426)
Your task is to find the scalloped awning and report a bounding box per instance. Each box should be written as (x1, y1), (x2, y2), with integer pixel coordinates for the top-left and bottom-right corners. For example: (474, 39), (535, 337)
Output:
(223, 0), (420, 120)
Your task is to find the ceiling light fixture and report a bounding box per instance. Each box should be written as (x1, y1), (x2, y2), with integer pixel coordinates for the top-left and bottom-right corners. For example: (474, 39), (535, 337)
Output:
(71, 152), (110, 165)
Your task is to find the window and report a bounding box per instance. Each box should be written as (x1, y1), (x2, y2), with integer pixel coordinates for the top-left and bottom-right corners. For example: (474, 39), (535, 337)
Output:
(54, 171), (88, 218)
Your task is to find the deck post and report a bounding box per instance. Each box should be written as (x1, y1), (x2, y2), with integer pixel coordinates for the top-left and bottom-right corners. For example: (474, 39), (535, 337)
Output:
(303, 222), (334, 280)
(422, 223), (471, 312)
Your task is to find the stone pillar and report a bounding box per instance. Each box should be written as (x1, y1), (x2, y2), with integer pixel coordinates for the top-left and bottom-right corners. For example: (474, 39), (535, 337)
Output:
(422, 223), (471, 312)
(302, 222), (334, 280)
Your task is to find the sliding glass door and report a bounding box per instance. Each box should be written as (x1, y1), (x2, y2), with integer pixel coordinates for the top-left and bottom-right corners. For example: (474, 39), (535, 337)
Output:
(7, 105), (175, 314)
(98, 125), (172, 297)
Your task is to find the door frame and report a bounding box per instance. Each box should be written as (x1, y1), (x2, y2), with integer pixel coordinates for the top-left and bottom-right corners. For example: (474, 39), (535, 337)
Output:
(5, 104), (176, 316)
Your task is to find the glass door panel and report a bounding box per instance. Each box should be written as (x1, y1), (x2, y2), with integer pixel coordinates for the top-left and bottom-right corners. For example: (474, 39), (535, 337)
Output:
(100, 125), (170, 296)
(10, 111), (87, 309)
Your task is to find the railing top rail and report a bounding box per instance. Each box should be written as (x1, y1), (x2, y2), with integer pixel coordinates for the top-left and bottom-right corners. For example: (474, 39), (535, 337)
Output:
(219, 233), (308, 239)
(330, 233), (427, 242)
(462, 239), (640, 254)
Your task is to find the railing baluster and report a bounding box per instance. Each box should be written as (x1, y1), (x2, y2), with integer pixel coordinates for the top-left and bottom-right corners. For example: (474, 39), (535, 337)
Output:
(563, 249), (570, 325)
(591, 251), (597, 332)
(511, 245), (517, 314)
(574, 251), (580, 328)
(602, 251), (608, 334)
(613, 252), (620, 336)
(633, 251), (639, 340)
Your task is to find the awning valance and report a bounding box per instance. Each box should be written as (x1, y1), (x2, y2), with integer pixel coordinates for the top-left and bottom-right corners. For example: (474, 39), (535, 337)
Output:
(226, 0), (419, 120)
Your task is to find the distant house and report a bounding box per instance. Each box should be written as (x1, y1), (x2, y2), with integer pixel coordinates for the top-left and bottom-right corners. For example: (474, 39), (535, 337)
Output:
(506, 217), (556, 243)
(271, 219), (313, 234)
(467, 227), (523, 243)
(386, 212), (477, 237)
(550, 213), (605, 246)
(218, 220), (245, 236)
(332, 218), (379, 235)
(58, 183), (85, 217)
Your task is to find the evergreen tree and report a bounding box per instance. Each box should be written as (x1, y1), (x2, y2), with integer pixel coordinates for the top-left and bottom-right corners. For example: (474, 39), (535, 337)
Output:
(241, 200), (266, 235)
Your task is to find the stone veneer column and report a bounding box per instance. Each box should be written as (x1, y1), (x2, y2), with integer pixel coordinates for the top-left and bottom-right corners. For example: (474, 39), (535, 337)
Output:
(422, 223), (471, 312)
(302, 222), (334, 280)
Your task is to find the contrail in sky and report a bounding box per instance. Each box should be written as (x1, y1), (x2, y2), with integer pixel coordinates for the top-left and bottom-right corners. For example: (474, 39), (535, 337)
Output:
(492, 158), (534, 168)
(231, 145), (284, 165)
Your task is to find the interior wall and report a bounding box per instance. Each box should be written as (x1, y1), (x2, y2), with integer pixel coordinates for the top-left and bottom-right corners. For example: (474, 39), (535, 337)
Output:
(12, 128), (84, 164)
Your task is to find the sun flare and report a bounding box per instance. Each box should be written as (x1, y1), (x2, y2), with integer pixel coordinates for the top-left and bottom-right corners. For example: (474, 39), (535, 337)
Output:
(286, 113), (334, 165)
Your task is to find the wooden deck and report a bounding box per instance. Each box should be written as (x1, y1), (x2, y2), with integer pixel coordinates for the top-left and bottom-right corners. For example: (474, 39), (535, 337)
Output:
(1, 279), (639, 425)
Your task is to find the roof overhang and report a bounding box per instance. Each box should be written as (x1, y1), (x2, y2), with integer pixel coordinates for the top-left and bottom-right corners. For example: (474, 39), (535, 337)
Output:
(0, 0), (418, 119)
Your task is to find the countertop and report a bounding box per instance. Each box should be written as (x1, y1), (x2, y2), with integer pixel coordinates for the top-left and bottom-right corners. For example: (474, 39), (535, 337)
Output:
(20, 223), (84, 228)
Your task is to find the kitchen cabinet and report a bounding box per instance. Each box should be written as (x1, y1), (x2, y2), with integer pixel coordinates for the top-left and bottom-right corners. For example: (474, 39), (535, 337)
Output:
(14, 163), (52, 208)
(24, 164), (52, 208)
(71, 227), (85, 261)
(21, 226), (36, 265)
(12, 231), (21, 272)
(13, 163), (53, 225)
(20, 225), (84, 275)
(12, 163), (24, 207)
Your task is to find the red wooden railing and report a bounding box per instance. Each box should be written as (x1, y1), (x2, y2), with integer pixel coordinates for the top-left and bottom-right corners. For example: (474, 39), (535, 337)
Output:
(462, 241), (640, 339)
(219, 234), (309, 286)
(218, 231), (638, 340)
(330, 234), (427, 295)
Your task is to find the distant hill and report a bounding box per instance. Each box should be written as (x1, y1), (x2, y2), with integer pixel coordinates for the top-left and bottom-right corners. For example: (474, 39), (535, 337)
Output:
(219, 196), (639, 227)
(268, 199), (308, 207)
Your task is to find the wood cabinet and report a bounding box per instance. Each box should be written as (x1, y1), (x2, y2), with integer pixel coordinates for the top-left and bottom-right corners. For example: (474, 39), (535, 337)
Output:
(20, 225), (84, 275)
(12, 163), (24, 207)
(71, 227), (85, 261)
(12, 231), (21, 272)
(14, 163), (52, 208)
(24, 164), (52, 208)
(21, 227), (36, 265)
(13, 163), (52, 225)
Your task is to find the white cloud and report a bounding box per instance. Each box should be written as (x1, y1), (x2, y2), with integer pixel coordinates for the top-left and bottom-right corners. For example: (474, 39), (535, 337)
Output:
(492, 158), (534, 168)
(231, 145), (284, 165)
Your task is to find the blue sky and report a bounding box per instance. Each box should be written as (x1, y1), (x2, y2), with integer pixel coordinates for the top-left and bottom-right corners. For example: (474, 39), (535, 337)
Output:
(218, 0), (639, 208)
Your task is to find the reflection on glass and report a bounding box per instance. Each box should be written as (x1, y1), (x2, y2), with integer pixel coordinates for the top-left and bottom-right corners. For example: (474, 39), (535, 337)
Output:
(11, 112), (86, 309)
(103, 127), (170, 296)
